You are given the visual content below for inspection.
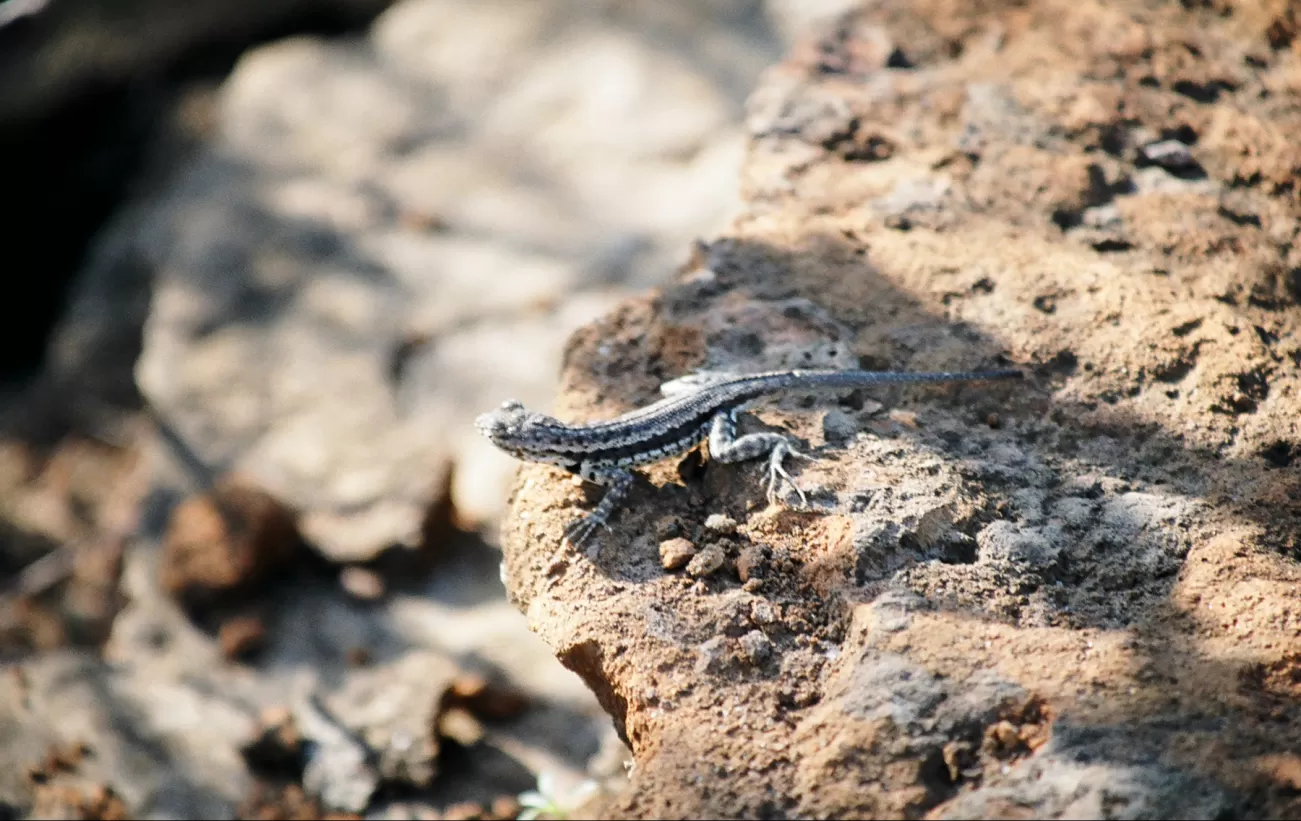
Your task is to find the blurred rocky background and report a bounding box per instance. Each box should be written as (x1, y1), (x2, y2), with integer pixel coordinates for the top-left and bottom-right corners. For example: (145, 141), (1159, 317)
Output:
(0, 0), (855, 817)
(5, 0), (1301, 819)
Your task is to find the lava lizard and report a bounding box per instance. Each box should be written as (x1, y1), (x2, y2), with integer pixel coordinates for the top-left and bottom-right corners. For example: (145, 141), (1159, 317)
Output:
(476, 367), (1023, 544)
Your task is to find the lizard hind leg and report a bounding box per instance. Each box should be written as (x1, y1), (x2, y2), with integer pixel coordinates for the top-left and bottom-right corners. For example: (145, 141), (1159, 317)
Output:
(708, 412), (819, 509)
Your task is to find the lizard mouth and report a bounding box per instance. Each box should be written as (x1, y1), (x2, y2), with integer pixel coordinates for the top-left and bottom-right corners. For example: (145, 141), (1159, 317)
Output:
(474, 413), (501, 440)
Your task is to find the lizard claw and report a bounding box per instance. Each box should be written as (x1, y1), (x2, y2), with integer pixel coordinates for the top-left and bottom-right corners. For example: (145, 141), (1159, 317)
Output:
(765, 442), (812, 509)
(564, 513), (610, 547)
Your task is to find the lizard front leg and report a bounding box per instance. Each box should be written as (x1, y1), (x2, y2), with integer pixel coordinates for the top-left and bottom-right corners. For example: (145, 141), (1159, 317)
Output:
(708, 410), (818, 507)
(564, 466), (635, 546)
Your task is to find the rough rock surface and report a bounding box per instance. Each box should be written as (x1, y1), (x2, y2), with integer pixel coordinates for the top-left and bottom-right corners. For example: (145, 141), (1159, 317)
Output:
(500, 1), (1301, 818)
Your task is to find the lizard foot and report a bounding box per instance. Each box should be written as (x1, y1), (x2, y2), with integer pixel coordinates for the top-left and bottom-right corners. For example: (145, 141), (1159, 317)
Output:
(564, 512), (611, 547)
(764, 441), (820, 509)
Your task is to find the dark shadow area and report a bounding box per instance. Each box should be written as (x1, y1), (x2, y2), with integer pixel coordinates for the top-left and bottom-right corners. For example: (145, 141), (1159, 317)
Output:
(0, 0), (400, 382)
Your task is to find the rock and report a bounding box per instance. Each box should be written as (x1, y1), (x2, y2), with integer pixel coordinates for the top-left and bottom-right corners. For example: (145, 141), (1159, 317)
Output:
(703, 514), (738, 535)
(693, 636), (729, 675)
(938, 726), (1232, 819)
(738, 630), (773, 665)
(658, 538), (697, 571)
(500, 2), (1301, 817)
(734, 545), (766, 582)
(158, 476), (301, 616)
(820, 407), (859, 443)
(685, 544), (726, 578)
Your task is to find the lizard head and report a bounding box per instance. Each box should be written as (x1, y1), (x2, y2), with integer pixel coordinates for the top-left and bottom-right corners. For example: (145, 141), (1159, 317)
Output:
(474, 400), (535, 450)
(476, 400), (582, 470)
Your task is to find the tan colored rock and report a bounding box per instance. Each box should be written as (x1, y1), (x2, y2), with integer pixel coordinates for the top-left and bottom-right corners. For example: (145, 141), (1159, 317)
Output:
(685, 544), (727, 578)
(658, 537), (697, 571)
(500, 2), (1301, 818)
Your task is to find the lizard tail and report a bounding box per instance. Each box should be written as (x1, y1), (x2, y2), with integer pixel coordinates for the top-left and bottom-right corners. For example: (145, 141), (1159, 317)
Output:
(776, 367), (1024, 390)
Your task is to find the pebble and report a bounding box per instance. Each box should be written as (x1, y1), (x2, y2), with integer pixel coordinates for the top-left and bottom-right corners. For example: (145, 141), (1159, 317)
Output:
(821, 408), (859, 443)
(740, 630), (773, 664)
(751, 600), (778, 625)
(735, 546), (766, 582)
(686, 544), (726, 578)
(659, 537), (697, 570)
(704, 513), (738, 535)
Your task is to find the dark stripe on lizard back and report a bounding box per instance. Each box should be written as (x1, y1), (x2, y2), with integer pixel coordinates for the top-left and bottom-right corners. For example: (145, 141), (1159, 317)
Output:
(574, 415), (716, 470)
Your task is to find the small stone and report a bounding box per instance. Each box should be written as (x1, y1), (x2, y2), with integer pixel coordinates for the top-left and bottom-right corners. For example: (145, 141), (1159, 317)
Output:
(821, 408), (859, 443)
(686, 544), (726, 578)
(987, 719), (1021, 751)
(704, 513), (737, 535)
(659, 537), (697, 570)
(735, 546), (766, 582)
(339, 566), (385, 601)
(742, 578), (763, 593)
(694, 636), (728, 675)
(751, 600), (778, 625)
(739, 630), (773, 664)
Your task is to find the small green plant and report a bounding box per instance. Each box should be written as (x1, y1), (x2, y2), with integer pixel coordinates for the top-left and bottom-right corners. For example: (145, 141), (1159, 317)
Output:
(517, 772), (599, 820)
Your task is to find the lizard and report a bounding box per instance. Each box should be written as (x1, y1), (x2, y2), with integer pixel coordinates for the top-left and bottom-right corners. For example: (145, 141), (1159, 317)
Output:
(476, 366), (1023, 545)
